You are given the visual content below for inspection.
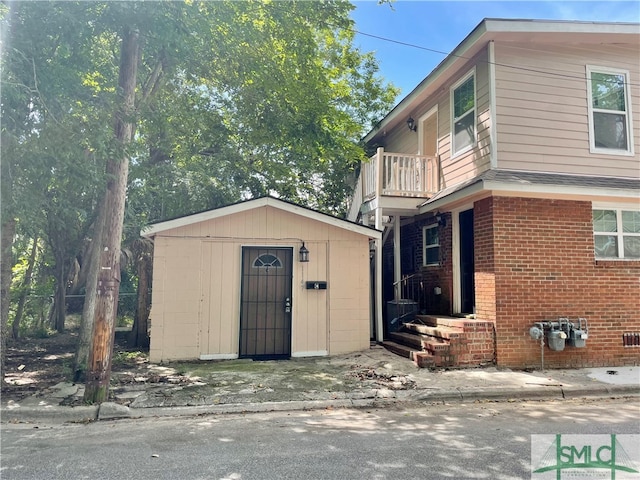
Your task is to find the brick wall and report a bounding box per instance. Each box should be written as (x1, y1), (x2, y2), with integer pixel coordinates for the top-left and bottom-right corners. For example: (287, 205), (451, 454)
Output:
(399, 214), (453, 315)
(479, 196), (640, 368)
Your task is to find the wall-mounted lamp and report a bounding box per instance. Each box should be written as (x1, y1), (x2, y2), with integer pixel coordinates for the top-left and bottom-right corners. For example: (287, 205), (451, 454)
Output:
(406, 116), (417, 132)
(299, 242), (309, 262)
(435, 212), (446, 227)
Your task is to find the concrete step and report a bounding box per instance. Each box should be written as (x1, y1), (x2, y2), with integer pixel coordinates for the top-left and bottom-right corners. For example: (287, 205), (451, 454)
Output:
(389, 331), (424, 349)
(381, 340), (418, 360)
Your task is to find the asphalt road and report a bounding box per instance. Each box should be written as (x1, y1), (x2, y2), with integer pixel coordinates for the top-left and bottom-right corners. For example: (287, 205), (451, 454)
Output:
(1, 398), (639, 480)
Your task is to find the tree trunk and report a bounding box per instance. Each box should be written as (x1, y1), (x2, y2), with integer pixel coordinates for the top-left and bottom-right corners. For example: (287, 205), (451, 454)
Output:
(84, 28), (139, 404)
(52, 260), (67, 332)
(1, 217), (16, 384)
(129, 243), (152, 348)
(73, 207), (106, 382)
(12, 237), (38, 339)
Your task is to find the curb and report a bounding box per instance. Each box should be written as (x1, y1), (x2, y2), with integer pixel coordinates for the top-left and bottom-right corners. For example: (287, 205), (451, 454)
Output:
(3, 386), (639, 424)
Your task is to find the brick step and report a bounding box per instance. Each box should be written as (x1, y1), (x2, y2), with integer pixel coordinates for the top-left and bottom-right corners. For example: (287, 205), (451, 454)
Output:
(381, 340), (418, 360)
(422, 337), (451, 354)
(389, 331), (425, 349)
(415, 315), (494, 332)
(404, 322), (465, 341)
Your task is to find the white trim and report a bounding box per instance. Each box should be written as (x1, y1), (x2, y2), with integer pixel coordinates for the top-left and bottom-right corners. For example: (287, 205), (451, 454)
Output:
(199, 353), (239, 360)
(291, 350), (328, 358)
(451, 204), (475, 315)
(450, 68), (477, 158)
(142, 197), (382, 239)
(418, 105), (438, 157)
(375, 208), (384, 342)
(422, 224), (440, 267)
(488, 41), (498, 169)
(451, 209), (461, 314)
(585, 65), (634, 157)
(592, 204), (640, 260)
(393, 215), (401, 299)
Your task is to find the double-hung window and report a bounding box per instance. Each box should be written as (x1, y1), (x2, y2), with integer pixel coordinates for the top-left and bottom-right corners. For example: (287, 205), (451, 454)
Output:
(586, 66), (633, 155)
(451, 70), (476, 156)
(423, 224), (440, 266)
(593, 208), (640, 259)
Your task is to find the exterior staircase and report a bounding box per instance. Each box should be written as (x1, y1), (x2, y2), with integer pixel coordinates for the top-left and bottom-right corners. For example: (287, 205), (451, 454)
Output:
(382, 315), (496, 368)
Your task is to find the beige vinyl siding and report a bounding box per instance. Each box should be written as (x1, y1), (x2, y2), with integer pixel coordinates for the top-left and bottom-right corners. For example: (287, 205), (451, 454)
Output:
(381, 47), (493, 193)
(442, 49), (492, 188)
(494, 42), (640, 177)
(380, 120), (418, 154)
(149, 206), (371, 362)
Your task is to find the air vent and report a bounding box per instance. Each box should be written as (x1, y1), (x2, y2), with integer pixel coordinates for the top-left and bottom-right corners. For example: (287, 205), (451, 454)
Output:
(622, 333), (640, 347)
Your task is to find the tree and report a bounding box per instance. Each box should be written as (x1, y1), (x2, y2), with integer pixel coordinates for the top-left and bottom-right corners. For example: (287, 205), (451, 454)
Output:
(1, 1), (398, 394)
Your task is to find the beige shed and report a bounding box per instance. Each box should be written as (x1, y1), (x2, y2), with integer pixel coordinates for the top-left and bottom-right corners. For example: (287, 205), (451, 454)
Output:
(141, 196), (381, 363)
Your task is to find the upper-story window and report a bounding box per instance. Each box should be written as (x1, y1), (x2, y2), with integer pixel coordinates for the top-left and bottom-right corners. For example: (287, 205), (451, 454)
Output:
(593, 208), (640, 259)
(451, 69), (476, 156)
(586, 66), (634, 156)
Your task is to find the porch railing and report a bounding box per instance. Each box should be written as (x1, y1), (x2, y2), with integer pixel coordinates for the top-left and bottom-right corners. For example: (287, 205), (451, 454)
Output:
(363, 147), (439, 201)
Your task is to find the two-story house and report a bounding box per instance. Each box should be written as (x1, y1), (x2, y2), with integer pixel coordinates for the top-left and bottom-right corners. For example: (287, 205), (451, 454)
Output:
(348, 19), (640, 369)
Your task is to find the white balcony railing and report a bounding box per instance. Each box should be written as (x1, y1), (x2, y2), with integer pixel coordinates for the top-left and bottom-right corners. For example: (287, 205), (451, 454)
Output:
(346, 148), (439, 221)
(363, 147), (439, 201)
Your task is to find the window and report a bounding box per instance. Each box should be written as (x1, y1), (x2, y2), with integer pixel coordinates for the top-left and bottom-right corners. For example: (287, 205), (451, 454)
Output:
(423, 224), (440, 266)
(587, 66), (633, 155)
(253, 254), (282, 268)
(593, 209), (640, 259)
(451, 70), (476, 155)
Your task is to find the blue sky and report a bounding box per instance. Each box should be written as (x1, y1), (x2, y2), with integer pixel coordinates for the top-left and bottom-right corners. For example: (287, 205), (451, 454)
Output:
(350, 1), (640, 102)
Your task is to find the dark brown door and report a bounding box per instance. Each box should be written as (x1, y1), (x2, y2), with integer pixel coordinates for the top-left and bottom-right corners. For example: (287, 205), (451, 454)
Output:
(240, 247), (293, 359)
(459, 209), (475, 315)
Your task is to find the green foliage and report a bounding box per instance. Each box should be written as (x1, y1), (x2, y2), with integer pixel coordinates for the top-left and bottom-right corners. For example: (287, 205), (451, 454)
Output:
(2, 0), (398, 336)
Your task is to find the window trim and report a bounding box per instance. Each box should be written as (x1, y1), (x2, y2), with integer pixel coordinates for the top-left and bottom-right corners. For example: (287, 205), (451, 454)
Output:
(423, 224), (440, 267)
(450, 68), (477, 158)
(586, 65), (634, 157)
(592, 205), (640, 260)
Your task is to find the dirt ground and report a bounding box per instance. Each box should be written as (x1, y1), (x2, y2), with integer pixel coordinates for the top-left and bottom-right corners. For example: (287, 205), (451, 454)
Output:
(2, 327), (150, 403)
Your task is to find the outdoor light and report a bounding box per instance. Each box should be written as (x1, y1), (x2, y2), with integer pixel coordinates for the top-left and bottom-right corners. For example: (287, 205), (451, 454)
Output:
(406, 116), (417, 132)
(299, 242), (309, 262)
(436, 212), (446, 227)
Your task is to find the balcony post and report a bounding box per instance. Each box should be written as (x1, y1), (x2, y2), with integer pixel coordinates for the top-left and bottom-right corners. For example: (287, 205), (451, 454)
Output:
(375, 207), (384, 343)
(375, 147), (384, 198)
(393, 215), (401, 301)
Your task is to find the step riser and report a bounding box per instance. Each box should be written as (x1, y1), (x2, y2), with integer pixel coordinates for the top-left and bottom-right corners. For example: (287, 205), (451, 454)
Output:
(384, 317), (496, 368)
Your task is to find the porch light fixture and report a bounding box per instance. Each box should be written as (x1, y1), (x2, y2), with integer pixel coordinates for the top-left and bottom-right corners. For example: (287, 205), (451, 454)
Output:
(299, 242), (309, 263)
(436, 212), (446, 227)
(406, 117), (417, 132)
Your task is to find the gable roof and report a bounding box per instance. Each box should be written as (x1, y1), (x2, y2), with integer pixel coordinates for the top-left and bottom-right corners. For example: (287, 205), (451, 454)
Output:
(364, 18), (640, 145)
(141, 196), (382, 239)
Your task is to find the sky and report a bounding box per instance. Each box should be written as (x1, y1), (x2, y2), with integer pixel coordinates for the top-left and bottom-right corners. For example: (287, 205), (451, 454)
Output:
(349, 1), (640, 103)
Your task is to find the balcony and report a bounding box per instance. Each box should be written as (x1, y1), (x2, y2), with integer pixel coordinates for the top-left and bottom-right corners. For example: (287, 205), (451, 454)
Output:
(348, 147), (440, 221)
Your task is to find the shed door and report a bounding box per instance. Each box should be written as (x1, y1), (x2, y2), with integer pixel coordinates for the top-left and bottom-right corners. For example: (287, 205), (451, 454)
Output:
(240, 247), (293, 359)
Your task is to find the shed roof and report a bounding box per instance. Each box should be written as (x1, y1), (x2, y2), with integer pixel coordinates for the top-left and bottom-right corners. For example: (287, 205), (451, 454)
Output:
(141, 196), (382, 239)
